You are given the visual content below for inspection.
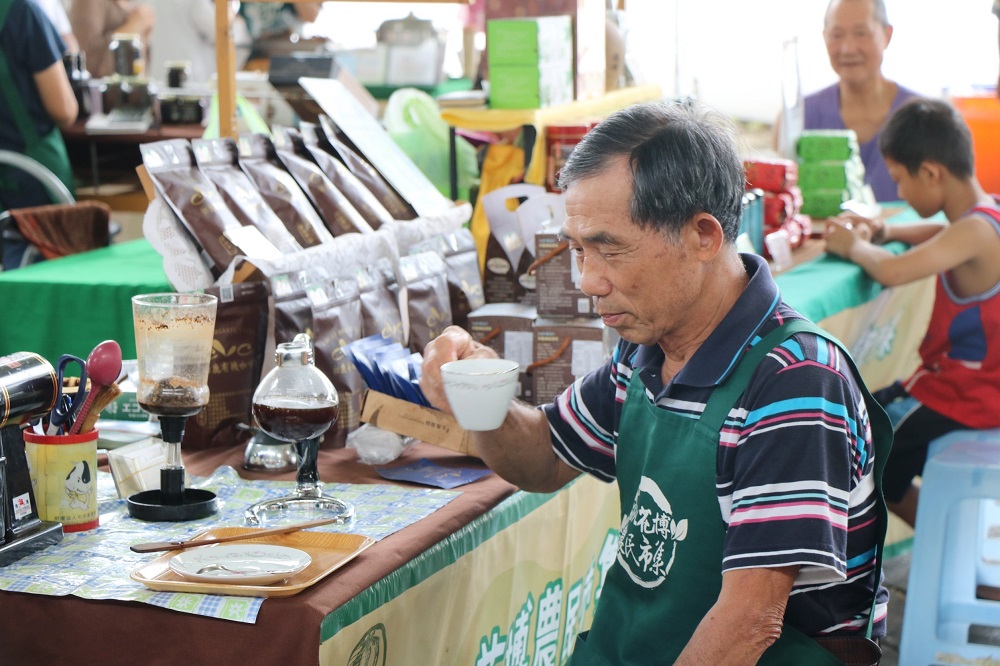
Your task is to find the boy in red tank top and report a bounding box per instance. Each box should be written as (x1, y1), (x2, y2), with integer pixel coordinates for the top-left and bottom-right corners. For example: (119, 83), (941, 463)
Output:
(826, 97), (1000, 527)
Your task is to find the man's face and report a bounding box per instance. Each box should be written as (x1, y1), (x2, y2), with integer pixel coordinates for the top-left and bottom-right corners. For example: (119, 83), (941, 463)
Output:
(561, 157), (702, 349)
(823, 0), (891, 86)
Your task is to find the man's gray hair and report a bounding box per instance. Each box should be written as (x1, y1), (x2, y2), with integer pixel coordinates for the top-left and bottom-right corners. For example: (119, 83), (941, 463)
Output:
(825, 0), (889, 27)
(557, 100), (745, 243)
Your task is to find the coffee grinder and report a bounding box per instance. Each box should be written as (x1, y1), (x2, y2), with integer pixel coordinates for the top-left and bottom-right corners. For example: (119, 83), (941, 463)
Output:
(0, 352), (64, 566)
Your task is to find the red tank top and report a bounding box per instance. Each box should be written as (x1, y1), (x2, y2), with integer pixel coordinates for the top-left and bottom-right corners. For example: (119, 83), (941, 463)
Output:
(905, 206), (1000, 428)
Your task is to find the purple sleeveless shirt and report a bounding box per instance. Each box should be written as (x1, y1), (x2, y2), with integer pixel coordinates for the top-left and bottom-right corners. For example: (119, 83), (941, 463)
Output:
(803, 83), (919, 202)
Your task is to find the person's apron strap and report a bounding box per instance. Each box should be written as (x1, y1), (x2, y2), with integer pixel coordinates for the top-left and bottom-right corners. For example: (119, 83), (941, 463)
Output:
(698, 318), (888, 643)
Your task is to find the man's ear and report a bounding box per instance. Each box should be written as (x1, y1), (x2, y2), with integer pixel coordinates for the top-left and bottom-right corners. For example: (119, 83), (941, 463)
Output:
(689, 213), (725, 258)
(882, 23), (893, 48)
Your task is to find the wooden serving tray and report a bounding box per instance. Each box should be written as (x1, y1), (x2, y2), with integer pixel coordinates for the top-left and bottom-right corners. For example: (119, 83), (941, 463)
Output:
(130, 527), (375, 598)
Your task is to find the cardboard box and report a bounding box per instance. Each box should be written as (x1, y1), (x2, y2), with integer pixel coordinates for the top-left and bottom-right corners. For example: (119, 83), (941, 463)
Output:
(333, 46), (388, 86)
(487, 16), (573, 110)
(796, 130), (859, 163)
(468, 302), (537, 403)
(532, 316), (616, 405)
(489, 62), (574, 110)
(385, 41), (444, 87)
(797, 160), (864, 192)
(485, 0), (606, 102)
(799, 188), (851, 218)
(481, 183), (547, 306)
(534, 229), (596, 317)
(359, 390), (478, 458)
(486, 15), (574, 67)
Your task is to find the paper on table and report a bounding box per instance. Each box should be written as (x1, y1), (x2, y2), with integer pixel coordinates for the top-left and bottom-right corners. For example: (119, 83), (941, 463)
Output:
(106, 437), (168, 498)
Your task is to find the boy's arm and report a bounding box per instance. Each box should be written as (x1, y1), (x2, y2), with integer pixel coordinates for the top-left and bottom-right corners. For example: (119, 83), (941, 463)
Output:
(878, 220), (947, 246)
(834, 211), (945, 245)
(826, 215), (992, 287)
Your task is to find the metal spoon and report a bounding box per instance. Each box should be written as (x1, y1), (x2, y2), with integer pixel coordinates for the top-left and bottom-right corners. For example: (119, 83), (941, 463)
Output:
(195, 564), (286, 576)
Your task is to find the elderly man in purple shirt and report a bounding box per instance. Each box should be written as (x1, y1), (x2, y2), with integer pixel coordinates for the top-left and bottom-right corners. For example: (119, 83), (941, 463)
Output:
(803, 0), (918, 202)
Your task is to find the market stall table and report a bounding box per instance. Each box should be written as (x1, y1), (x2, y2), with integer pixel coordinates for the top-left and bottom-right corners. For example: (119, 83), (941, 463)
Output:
(0, 442), (619, 665)
(62, 120), (205, 193)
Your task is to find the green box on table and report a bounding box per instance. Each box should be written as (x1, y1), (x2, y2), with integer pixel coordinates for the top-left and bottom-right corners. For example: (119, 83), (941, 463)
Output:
(488, 62), (574, 109)
(797, 130), (860, 162)
(800, 188), (851, 218)
(486, 15), (573, 67)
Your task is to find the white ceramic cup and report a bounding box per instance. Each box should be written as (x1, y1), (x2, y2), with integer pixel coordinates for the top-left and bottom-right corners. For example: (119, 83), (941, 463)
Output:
(440, 358), (520, 431)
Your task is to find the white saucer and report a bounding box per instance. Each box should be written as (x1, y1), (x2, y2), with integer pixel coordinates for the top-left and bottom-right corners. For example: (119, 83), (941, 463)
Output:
(168, 544), (312, 585)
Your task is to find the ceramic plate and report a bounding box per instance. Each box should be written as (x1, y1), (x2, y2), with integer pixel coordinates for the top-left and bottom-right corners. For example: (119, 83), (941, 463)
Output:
(168, 544), (312, 585)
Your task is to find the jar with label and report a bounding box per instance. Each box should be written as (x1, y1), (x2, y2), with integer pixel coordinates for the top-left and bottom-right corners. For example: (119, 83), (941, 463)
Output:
(545, 122), (598, 192)
(109, 33), (144, 78)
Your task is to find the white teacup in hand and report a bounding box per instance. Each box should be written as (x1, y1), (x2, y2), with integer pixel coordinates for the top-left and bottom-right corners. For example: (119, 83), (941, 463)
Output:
(440, 358), (520, 431)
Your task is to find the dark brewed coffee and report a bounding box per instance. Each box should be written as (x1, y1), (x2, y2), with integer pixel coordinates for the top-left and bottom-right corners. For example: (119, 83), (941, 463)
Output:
(253, 397), (338, 442)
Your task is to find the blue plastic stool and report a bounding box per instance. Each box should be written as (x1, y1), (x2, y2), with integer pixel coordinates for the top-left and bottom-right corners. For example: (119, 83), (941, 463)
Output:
(899, 428), (1000, 665)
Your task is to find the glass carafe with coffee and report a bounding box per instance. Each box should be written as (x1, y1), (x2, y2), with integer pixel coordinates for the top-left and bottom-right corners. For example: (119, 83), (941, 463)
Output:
(127, 293), (219, 521)
(245, 334), (354, 526)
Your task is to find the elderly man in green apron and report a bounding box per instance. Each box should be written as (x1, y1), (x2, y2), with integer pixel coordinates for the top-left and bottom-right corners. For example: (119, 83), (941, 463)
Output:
(0, 0), (77, 269)
(422, 101), (891, 665)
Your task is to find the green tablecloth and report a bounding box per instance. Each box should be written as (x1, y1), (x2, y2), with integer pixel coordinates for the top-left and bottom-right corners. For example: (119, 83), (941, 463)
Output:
(774, 205), (927, 322)
(0, 239), (171, 363)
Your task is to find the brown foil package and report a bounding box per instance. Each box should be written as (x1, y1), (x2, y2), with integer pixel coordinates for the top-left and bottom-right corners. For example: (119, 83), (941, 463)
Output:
(532, 316), (617, 406)
(271, 270), (315, 346)
(299, 123), (395, 230)
(183, 282), (269, 451)
(400, 251), (452, 354)
(309, 277), (363, 449)
(480, 183), (546, 306)
(192, 137), (303, 255)
(236, 133), (334, 248)
(357, 258), (405, 345)
(271, 126), (374, 238)
(409, 228), (485, 331)
(140, 139), (280, 278)
(468, 303), (537, 404)
(318, 115), (417, 220)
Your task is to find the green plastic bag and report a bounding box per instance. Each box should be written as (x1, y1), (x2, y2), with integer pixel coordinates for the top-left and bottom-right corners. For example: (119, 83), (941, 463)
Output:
(383, 88), (478, 202)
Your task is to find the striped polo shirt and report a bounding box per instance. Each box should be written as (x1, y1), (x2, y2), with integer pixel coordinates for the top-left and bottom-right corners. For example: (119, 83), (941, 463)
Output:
(542, 253), (888, 638)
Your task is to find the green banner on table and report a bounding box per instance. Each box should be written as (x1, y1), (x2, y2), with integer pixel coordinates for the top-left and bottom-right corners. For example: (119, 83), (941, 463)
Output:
(812, 276), (935, 392)
(320, 475), (620, 666)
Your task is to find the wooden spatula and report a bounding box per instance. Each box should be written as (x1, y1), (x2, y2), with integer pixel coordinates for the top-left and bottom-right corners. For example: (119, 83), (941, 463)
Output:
(129, 517), (343, 553)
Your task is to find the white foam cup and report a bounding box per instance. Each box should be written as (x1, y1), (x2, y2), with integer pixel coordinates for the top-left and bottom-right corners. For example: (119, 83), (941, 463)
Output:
(440, 358), (520, 431)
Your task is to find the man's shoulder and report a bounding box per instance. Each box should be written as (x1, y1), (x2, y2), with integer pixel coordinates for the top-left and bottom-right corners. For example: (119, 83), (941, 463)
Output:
(802, 85), (842, 129)
(751, 311), (853, 374)
(803, 84), (839, 110)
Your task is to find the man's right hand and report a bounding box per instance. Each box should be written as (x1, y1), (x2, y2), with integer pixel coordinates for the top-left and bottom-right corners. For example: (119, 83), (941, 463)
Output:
(421, 326), (498, 414)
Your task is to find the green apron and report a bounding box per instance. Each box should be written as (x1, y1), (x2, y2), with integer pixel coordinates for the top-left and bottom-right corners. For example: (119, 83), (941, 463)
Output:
(570, 319), (891, 665)
(0, 0), (75, 204)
